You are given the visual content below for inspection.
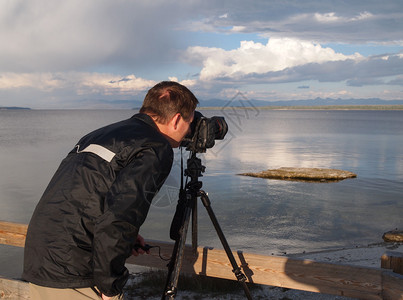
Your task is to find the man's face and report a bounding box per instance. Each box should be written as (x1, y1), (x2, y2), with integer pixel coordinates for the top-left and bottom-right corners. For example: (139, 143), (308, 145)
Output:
(173, 112), (194, 147)
(151, 111), (195, 148)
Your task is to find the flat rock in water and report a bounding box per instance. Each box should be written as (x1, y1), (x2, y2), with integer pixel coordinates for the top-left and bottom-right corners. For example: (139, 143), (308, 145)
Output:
(239, 167), (357, 182)
(383, 230), (403, 242)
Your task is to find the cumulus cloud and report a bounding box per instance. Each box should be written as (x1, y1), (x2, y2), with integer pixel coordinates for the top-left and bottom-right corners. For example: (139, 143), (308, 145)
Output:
(168, 77), (197, 87)
(185, 38), (362, 81)
(0, 72), (156, 96)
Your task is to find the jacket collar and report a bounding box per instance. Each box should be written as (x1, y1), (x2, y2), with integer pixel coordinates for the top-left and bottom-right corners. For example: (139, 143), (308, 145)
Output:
(131, 113), (159, 131)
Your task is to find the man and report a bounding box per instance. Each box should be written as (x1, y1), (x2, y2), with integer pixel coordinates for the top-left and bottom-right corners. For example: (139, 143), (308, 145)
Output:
(22, 81), (198, 299)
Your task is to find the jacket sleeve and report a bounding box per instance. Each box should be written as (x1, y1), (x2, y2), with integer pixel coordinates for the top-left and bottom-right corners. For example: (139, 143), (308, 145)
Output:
(92, 146), (172, 296)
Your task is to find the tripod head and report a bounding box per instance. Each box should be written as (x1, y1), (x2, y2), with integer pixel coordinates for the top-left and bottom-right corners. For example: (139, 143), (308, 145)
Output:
(184, 152), (205, 193)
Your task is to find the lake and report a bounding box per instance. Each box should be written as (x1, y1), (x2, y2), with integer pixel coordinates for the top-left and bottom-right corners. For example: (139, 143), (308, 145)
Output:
(0, 108), (402, 278)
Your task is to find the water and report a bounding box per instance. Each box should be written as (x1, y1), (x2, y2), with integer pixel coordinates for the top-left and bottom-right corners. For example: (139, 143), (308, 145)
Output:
(1, 109), (402, 278)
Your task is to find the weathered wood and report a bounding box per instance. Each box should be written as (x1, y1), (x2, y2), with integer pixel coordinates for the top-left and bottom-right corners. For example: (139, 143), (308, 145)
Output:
(382, 272), (403, 300)
(0, 277), (29, 299)
(381, 251), (403, 275)
(2, 221), (403, 299)
(128, 240), (385, 299)
(0, 221), (27, 248)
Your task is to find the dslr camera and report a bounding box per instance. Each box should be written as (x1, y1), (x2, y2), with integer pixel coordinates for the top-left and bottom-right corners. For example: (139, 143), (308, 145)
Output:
(181, 111), (228, 153)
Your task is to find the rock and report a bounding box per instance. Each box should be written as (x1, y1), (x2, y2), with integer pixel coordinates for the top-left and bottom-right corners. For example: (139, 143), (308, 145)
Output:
(239, 167), (357, 182)
(383, 230), (403, 242)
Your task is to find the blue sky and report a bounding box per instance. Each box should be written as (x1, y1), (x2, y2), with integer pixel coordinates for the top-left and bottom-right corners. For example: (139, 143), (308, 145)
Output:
(0, 0), (402, 108)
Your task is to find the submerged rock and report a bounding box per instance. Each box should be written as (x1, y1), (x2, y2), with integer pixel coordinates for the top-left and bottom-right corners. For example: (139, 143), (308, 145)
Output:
(239, 167), (357, 182)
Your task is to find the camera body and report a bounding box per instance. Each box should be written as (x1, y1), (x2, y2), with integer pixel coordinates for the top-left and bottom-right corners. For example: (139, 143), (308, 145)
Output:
(181, 111), (228, 153)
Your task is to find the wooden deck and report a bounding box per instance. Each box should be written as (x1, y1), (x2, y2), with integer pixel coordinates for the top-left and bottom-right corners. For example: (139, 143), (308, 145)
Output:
(1, 221), (402, 299)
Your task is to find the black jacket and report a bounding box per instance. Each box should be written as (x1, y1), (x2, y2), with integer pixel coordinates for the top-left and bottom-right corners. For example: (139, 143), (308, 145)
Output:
(22, 113), (173, 296)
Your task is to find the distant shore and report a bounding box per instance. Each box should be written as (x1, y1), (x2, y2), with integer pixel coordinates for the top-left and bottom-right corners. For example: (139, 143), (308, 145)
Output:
(2, 105), (403, 111)
(0, 106), (31, 110)
(205, 105), (403, 110)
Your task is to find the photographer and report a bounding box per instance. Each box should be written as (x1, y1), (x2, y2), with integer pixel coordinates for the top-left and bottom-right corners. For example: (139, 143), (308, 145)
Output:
(22, 81), (198, 300)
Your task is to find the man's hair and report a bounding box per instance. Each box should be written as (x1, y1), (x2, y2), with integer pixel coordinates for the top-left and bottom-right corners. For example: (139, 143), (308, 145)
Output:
(140, 81), (199, 124)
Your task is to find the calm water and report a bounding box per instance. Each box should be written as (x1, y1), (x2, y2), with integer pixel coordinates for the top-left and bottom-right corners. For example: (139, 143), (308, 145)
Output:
(1, 109), (402, 278)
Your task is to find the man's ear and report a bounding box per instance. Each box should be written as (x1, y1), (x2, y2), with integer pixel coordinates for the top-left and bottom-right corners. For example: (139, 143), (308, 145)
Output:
(171, 113), (181, 129)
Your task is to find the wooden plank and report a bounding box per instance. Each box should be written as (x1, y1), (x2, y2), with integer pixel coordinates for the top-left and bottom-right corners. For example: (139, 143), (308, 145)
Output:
(0, 221), (28, 235)
(128, 240), (384, 299)
(2, 221), (402, 299)
(0, 231), (26, 248)
(382, 271), (403, 300)
(0, 277), (29, 300)
(0, 221), (27, 248)
(381, 251), (403, 275)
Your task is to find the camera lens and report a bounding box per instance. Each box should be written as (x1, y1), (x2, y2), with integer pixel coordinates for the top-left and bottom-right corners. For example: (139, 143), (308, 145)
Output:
(211, 116), (228, 140)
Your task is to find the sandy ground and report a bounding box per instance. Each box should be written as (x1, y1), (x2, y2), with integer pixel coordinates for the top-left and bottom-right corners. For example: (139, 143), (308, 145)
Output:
(124, 242), (402, 299)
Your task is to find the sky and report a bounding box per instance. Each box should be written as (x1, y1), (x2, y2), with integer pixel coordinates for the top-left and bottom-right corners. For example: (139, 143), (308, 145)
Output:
(0, 0), (403, 108)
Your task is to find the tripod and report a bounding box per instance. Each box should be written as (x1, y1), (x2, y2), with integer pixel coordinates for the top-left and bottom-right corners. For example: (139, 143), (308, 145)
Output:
(162, 151), (252, 300)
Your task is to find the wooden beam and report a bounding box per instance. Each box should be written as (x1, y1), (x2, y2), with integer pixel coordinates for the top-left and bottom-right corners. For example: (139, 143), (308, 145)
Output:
(381, 251), (403, 275)
(127, 240), (387, 300)
(0, 221), (27, 248)
(1, 221), (402, 299)
(0, 277), (29, 299)
(382, 272), (403, 300)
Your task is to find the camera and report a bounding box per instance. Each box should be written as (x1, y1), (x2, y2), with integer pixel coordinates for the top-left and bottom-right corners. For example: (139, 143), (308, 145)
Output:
(181, 111), (228, 153)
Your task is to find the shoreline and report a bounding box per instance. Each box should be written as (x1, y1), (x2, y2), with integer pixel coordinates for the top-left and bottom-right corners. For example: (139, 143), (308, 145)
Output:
(209, 104), (403, 110)
(3, 105), (403, 111)
(290, 241), (402, 268)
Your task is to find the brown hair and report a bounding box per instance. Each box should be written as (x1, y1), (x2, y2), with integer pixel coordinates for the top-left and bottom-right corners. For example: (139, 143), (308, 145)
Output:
(139, 81), (199, 124)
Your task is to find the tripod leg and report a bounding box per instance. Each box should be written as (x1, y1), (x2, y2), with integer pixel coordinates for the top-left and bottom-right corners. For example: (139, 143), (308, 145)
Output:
(192, 200), (198, 254)
(199, 190), (253, 300)
(162, 197), (193, 300)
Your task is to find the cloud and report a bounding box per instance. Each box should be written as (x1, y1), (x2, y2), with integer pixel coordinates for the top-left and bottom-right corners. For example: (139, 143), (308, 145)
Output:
(184, 2), (403, 44)
(0, 0), (188, 73)
(1, 0), (402, 106)
(185, 38), (362, 81)
(168, 77), (197, 87)
(252, 53), (403, 87)
(0, 72), (156, 96)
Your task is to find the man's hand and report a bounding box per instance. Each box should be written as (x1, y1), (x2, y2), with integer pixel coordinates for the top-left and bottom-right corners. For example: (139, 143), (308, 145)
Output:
(102, 294), (112, 300)
(131, 234), (150, 256)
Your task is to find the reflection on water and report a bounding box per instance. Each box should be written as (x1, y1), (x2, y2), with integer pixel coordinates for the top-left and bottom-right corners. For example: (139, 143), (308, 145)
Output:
(142, 110), (403, 256)
(1, 109), (402, 277)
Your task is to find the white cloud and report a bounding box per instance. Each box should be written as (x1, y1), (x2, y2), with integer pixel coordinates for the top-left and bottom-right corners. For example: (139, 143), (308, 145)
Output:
(0, 72), (156, 96)
(186, 38), (362, 81)
(186, 3), (402, 44)
(313, 11), (373, 23)
(352, 11), (374, 21)
(168, 77), (197, 87)
(0, 73), (63, 91)
(78, 74), (156, 96)
(314, 12), (340, 23)
(231, 26), (247, 32)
